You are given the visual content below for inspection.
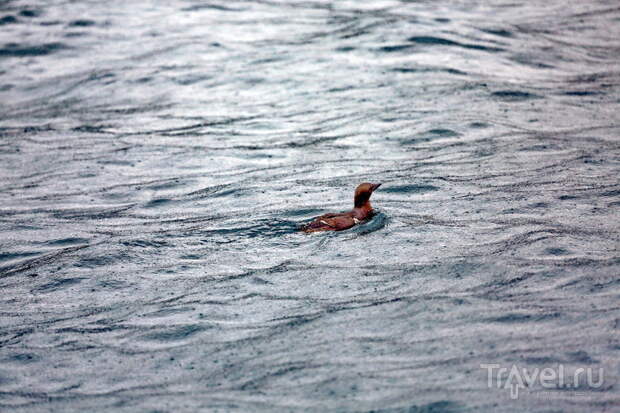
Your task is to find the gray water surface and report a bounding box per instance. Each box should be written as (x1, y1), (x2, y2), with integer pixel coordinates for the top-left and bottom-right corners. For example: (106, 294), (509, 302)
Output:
(1, 1), (619, 412)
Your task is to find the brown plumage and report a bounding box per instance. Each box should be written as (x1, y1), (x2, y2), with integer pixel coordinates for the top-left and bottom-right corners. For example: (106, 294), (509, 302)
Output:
(300, 183), (382, 233)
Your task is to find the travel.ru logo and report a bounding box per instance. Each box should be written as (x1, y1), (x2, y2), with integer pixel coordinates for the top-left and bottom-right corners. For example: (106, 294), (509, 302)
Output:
(480, 363), (605, 399)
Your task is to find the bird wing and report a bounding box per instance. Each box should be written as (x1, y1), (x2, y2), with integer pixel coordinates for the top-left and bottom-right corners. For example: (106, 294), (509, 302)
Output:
(301, 213), (357, 232)
(316, 212), (342, 219)
(316, 215), (356, 231)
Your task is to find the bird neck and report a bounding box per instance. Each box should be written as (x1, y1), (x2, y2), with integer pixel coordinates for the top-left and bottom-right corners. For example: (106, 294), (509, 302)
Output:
(353, 202), (373, 219)
(354, 192), (371, 208)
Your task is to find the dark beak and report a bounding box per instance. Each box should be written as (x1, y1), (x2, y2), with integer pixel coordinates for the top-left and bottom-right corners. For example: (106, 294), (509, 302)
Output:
(371, 183), (382, 192)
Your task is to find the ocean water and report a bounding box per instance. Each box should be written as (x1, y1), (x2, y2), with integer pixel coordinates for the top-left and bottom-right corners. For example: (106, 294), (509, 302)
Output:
(1, 0), (619, 411)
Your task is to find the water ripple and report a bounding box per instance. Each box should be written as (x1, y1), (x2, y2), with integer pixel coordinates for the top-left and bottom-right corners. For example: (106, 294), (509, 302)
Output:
(0, 0), (619, 411)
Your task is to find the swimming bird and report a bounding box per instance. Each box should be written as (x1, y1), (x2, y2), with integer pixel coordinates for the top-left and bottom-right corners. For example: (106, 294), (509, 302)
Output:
(300, 182), (382, 232)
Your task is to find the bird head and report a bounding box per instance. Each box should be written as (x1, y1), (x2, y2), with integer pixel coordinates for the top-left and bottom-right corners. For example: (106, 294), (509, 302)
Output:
(354, 182), (381, 208)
